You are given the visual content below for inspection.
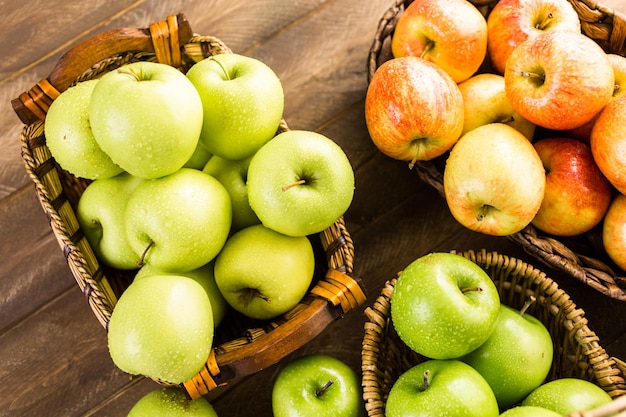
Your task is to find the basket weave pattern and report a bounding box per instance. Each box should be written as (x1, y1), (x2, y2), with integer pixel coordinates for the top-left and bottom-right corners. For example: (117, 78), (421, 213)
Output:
(367, 0), (626, 301)
(361, 250), (626, 417)
(14, 14), (366, 398)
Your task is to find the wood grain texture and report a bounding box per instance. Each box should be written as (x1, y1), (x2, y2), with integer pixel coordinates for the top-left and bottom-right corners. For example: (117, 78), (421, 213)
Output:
(2, 0), (626, 416)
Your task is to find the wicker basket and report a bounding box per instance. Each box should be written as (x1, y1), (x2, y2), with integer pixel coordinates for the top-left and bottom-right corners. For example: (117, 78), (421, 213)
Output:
(361, 249), (626, 417)
(367, 0), (626, 301)
(12, 13), (367, 399)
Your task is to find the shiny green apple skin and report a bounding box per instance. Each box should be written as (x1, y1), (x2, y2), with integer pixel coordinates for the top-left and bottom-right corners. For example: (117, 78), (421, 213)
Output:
(127, 387), (218, 417)
(390, 252), (500, 359)
(385, 359), (499, 417)
(499, 405), (561, 417)
(214, 224), (315, 320)
(247, 130), (355, 237)
(44, 79), (123, 180)
(461, 304), (554, 409)
(272, 354), (364, 417)
(89, 61), (203, 179)
(186, 53), (284, 161)
(521, 377), (612, 415)
(107, 274), (214, 384)
(76, 172), (144, 270)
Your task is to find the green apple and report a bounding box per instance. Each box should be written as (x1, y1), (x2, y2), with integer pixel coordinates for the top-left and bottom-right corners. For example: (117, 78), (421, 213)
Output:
(44, 79), (123, 179)
(107, 274), (214, 384)
(124, 168), (231, 272)
(89, 61), (203, 179)
(499, 406), (561, 417)
(127, 387), (218, 417)
(184, 141), (212, 170)
(76, 172), (144, 270)
(385, 359), (499, 417)
(460, 303), (554, 409)
(521, 377), (612, 415)
(390, 252), (500, 359)
(272, 354), (364, 417)
(247, 130), (355, 237)
(134, 262), (229, 327)
(202, 154), (259, 232)
(186, 53), (284, 161)
(214, 224), (315, 320)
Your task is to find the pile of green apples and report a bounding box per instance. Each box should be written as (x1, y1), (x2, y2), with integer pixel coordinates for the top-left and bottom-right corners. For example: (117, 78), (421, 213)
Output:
(43, 52), (355, 390)
(386, 252), (613, 417)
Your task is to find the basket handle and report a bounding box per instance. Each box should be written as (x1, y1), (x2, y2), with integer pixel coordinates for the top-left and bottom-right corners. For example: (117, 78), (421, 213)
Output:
(182, 269), (367, 399)
(11, 13), (194, 125)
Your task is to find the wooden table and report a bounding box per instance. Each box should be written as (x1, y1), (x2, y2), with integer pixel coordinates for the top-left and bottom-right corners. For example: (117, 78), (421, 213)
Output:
(2, 1), (626, 415)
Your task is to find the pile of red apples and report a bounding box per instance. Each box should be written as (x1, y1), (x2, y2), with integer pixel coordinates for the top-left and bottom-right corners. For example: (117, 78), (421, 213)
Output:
(365, 0), (626, 271)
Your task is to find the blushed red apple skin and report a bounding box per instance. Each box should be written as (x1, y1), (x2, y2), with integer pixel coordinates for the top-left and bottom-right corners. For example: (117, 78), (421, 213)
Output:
(504, 31), (614, 131)
(365, 56), (464, 165)
(390, 0), (488, 83)
(531, 137), (612, 237)
(591, 95), (626, 195)
(486, 0), (581, 75)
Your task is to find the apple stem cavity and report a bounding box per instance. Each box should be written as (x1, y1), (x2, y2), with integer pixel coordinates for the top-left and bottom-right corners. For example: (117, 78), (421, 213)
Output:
(211, 57), (232, 81)
(519, 295), (537, 317)
(477, 204), (496, 222)
(519, 71), (546, 87)
(535, 13), (554, 30)
(116, 67), (141, 81)
(421, 370), (431, 391)
(136, 239), (155, 267)
(282, 179), (307, 191)
(461, 286), (483, 294)
(238, 288), (272, 307)
(420, 39), (435, 59)
(315, 379), (334, 397)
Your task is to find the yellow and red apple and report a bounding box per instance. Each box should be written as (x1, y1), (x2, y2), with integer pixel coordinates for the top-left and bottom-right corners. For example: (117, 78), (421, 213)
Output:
(603, 194), (626, 272)
(443, 123), (545, 236)
(365, 56), (464, 167)
(391, 0), (487, 83)
(591, 95), (626, 195)
(486, 0), (581, 74)
(458, 73), (535, 140)
(504, 30), (614, 131)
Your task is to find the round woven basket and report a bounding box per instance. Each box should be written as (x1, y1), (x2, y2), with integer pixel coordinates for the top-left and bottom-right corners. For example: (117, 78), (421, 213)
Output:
(361, 249), (626, 417)
(13, 13), (366, 399)
(367, 0), (626, 301)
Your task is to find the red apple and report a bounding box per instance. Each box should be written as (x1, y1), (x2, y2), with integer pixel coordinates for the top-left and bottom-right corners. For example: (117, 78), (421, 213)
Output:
(486, 0), (581, 74)
(365, 56), (464, 166)
(531, 137), (612, 237)
(443, 123), (545, 236)
(390, 0), (487, 83)
(591, 94), (626, 194)
(458, 73), (535, 140)
(603, 194), (626, 271)
(504, 30), (614, 131)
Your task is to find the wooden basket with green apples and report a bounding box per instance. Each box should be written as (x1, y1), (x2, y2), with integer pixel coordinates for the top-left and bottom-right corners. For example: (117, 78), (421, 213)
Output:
(12, 13), (366, 399)
(361, 249), (626, 417)
(366, 0), (626, 301)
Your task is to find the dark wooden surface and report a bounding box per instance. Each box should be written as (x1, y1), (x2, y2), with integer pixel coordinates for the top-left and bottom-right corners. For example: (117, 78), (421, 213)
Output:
(2, 1), (626, 416)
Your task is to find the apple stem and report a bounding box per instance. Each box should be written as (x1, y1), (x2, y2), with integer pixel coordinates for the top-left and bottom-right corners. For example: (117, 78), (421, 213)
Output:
(498, 115), (515, 124)
(420, 39), (435, 59)
(461, 286), (483, 294)
(116, 67), (140, 81)
(282, 179), (307, 191)
(136, 239), (155, 267)
(519, 71), (546, 82)
(211, 57), (231, 80)
(422, 370), (431, 391)
(535, 13), (554, 30)
(315, 379), (334, 397)
(519, 295), (537, 317)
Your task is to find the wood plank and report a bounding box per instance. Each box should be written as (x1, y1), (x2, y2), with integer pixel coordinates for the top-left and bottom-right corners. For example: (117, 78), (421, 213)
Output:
(0, 186), (74, 330)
